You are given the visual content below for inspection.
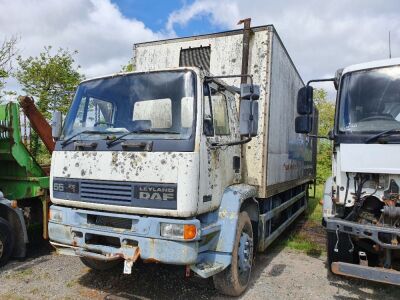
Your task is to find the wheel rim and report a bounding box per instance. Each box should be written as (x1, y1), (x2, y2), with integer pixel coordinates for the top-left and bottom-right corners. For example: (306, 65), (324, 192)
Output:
(0, 239), (4, 258)
(237, 230), (253, 284)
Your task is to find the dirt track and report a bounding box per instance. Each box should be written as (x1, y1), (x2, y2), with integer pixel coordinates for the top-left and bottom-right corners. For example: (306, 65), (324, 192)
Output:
(1, 237), (399, 300)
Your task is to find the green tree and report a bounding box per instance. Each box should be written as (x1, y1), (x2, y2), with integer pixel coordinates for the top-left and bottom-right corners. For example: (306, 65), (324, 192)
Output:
(121, 60), (134, 72)
(0, 36), (18, 99)
(314, 88), (335, 184)
(16, 46), (84, 118)
(16, 46), (84, 160)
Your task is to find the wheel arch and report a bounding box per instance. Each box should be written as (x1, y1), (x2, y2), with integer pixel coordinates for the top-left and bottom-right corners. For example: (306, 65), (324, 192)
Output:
(215, 184), (258, 254)
(240, 198), (260, 250)
(0, 199), (28, 258)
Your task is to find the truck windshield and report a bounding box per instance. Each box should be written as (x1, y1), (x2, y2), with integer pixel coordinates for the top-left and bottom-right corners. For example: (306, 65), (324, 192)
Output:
(62, 70), (196, 141)
(338, 65), (400, 133)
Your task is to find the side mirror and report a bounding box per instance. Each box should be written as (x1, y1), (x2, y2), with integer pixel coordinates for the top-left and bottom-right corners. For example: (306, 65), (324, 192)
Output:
(240, 100), (259, 137)
(203, 117), (214, 136)
(297, 86), (313, 115)
(51, 111), (62, 140)
(240, 84), (260, 100)
(295, 115), (312, 134)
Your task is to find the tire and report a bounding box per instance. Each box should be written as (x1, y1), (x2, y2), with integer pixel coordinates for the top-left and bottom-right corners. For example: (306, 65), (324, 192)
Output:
(0, 217), (14, 268)
(213, 211), (254, 296)
(80, 256), (122, 271)
(327, 231), (355, 272)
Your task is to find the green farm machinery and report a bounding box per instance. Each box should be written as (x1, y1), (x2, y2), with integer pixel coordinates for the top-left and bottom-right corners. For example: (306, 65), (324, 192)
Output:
(0, 97), (53, 267)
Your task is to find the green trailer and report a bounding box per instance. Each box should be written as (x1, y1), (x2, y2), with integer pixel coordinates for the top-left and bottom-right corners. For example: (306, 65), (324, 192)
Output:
(0, 102), (50, 267)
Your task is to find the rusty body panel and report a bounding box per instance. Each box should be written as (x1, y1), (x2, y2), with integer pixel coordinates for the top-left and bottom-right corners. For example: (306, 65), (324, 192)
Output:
(332, 262), (400, 285)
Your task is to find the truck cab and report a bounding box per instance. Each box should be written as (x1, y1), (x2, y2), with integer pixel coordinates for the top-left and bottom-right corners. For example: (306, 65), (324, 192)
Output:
(49, 67), (255, 292)
(304, 58), (400, 285)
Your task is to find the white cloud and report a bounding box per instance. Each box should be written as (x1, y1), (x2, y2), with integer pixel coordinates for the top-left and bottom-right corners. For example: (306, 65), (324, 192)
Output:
(166, 0), (239, 34)
(166, 0), (400, 98)
(0, 0), (166, 92)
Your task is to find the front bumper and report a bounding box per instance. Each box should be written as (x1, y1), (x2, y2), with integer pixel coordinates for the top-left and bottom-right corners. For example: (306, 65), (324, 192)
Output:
(49, 206), (200, 264)
(324, 217), (400, 250)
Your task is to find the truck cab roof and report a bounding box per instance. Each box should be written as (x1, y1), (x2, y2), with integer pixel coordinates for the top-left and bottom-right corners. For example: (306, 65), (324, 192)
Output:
(342, 57), (400, 75)
(79, 66), (203, 85)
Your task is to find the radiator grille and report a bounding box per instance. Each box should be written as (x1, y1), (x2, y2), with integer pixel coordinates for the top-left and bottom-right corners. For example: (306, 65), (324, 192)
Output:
(80, 180), (133, 203)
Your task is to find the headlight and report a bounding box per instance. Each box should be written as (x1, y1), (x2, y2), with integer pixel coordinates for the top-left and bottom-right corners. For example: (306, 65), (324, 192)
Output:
(49, 208), (64, 223)
(160, 223), (197, 240)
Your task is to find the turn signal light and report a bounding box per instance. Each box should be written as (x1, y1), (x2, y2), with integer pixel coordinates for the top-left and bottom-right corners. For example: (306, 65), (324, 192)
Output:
(183, 224), (197, 240)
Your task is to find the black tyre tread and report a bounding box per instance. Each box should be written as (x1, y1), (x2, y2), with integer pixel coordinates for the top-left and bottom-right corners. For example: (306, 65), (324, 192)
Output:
(0, 217), (14, 268)
(213, 211), (253, 296)
(80, 256), (122, 271)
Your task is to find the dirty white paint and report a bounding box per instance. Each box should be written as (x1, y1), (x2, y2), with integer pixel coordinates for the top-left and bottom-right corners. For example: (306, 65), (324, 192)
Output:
(135, 26), (314, 197)
(197, 81), (241, 214)
(50, 151), (200, 217)
(266, 32), (315, 187)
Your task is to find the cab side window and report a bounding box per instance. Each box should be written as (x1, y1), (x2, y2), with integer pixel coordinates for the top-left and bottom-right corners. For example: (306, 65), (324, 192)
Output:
(210, 88), (230, 135)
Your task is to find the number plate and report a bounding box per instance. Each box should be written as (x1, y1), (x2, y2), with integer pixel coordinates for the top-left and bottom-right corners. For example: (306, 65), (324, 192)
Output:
(53, 180), (79, 194)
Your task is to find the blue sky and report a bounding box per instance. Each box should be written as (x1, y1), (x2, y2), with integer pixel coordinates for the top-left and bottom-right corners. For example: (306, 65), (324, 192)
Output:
(112, 0), (184, 32)
(111, 0), (222, 36)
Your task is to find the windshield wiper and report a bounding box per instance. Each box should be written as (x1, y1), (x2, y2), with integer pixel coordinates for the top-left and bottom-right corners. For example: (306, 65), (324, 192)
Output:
(106, 129), (180, 147)
(61, 130), (106, 147)
(365, 128), (400, 143)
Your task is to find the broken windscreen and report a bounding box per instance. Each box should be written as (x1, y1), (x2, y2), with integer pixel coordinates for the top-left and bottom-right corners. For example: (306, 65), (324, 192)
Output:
(62, 70), (196, 141)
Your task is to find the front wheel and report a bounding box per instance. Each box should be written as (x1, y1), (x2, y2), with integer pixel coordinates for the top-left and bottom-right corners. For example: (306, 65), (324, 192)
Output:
(0, 217), (14, 267)
(80, 257), (122, 271)
(213, 211), (254, 296)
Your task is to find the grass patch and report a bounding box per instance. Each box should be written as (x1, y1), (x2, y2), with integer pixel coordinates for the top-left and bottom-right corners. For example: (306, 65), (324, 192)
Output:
(280, 184), (326, 256)
(281, 232), (324, 256)
(5, 267), (34, 280)
(306, 184), (323, 222)
(66, 279), (77, 288)
(0, 294), (25, 300)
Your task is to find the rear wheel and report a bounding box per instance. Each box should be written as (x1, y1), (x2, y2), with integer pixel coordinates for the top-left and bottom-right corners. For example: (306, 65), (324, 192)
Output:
(80, 257), (122, 271)
(213, 211), (254, 296)
(0, 217), (14, 267)
(327, 231), (355, 272)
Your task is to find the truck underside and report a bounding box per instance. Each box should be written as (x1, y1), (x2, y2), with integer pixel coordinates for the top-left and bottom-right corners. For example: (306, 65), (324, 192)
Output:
(325, 172), (400, 285)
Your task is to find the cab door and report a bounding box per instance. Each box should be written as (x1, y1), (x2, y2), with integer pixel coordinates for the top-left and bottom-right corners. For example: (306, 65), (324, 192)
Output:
(198, 81), (241, 213)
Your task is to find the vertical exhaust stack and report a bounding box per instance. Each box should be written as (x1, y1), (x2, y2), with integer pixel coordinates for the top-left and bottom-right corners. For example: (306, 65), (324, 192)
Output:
(238, 18), (252, 85)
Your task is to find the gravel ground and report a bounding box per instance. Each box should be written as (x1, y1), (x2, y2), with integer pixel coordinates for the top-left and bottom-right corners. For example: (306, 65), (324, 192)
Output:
(1, 239), (399, 300)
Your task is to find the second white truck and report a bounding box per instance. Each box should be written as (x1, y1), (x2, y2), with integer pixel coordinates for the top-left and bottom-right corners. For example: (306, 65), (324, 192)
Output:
(303, 57), (400, 285)
(48, 23), (317, 296)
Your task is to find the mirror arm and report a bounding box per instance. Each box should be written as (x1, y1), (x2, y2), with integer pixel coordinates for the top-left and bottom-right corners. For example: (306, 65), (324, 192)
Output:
(307, 134), (330, 140)
(205, 74), (253, 86)
(306, 78), (335, 87)
(210, 136), (252, 149)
